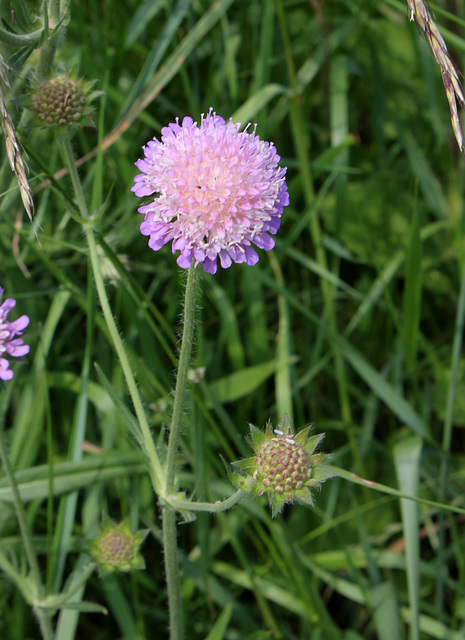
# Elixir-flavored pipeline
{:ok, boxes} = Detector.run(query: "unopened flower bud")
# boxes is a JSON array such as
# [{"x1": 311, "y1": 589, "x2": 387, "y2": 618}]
[
  {"x1": 89, "y1": 520, "x2": 149, "y2": 575},
  {"x1": 30, "y1": 75, "x2": 97, "y2": 129},
  {"x1": 230, "y1": 415, "x2": 335, "y2": 517}
]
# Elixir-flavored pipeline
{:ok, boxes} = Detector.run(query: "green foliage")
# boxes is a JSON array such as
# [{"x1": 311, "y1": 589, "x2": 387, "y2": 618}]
[{"x1": 0, "y1": 0, "x2": 465, "y2": 638}]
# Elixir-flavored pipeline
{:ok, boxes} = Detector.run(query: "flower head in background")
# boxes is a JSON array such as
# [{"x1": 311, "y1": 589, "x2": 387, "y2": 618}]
[
  {"x1": 0, "y1": 288, "x2": 30, "y2": 381},
  {"x1": 132, "y1": 109, "x2": 289, "y2": 274},
  {"x1": 89, "y1": 519, "x2": 149, "y2": 575},
  {"x1": 29, "y1": 73, "x2": 99, "y2": 129},
  {"x1": 230, "y1": 415, "x2": 334, "y2": 517}
]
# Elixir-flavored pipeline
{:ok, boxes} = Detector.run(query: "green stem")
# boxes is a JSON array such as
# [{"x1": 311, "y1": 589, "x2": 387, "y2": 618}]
[
  {"x1": 162, "y1": 509, "x2": 183, "y2": 640},
  {"x1": 167, "y1": 489, "x2": 245, "y2": 513},
  {"x1": 0, "y1": 428, "x2": 54, "y2": 640},
  {"x1": 36, "y1": 0, "x2": 66, "y2": 79},
  {"x1": 36, "y1": 36, "x2": 59, "y2": 81},
  {"x1": 162, "y1": 261, "x2": 198, "y2": 640},
  {"x1": 50, "y1": 0, "x2": 62, "y2": 23},
  {"x1": 0, "y1": 546, "x2": 25, "y2": 587},
  {"x1": 61, "y1": 132, "x2": 165, "y2": 494},
  {"x1": 165, "y1": 262, "x2": 198, "y2": 494}
]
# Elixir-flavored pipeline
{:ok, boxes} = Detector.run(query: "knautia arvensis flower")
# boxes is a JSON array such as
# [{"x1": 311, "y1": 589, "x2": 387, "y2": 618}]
[
  {"x1": 0, "y1": 287, "x2": 30, "y2": 381},
  {"x1": 230, "y1": 415, "x2": 334, "y2": 517},
  {"x1": 29, "y1": 74, "x2": 97, "y2": 129},
  {"x1": 132, "y1": 108, "x2": 289, "y2": 274},
  {"x1": 89, "y1": 520, "x2": 149, "y2": 575}
]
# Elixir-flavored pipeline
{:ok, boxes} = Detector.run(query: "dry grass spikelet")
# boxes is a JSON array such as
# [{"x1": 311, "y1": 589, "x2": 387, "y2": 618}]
[
  {"x1": 0, "y1": 54, "x2": 34, "y2": 222},
  {"x1": 406, "y1": 0, "x2": 465, "y2": 157}
]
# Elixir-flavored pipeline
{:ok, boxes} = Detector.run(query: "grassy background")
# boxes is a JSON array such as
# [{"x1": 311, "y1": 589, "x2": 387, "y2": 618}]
[{"x1": 1, "y1": 0, "x2": 465, "y2": 638}]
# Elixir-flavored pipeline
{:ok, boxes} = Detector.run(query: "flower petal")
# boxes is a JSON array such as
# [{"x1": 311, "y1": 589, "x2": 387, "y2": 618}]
[{"x1": 133, "y1": 109, "x2": 289, "y2": 273}]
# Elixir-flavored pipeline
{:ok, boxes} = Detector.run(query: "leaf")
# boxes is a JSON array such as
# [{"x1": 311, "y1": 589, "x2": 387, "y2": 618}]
[
  {"x1": 394, "y1": 437, "x2": 423, "y2": 640},
  {"x1": 232, "y1": 84, "x2": 290, "y2": 125},
  {"x1": 204, "y1": 603, "x2": 233, "y2": 640},
  {"x1": 0, "y1": 452, "x2": 145, "y2": 503},
  {"x1": 402, "y1": 198, "x2": 423, "y2": 371},
  {"x1": 125, "y1": 0, "x2": 165, "y2": 46},
  {"x1": 94, "y1": 363, "x2": 144, "y2": 449},
  {"x1": 39, "y1": 600, "x2": 108, "y2": 615},
  {"x1": 208, "y1": 357, "x2": 298, "y2": 405}
]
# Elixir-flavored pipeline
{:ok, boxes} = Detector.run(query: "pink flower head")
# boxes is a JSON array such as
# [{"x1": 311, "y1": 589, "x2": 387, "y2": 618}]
[
  {"x1": 132, "y1": 109, "x2": 289, "y2": 274},
  {"x1": 0, "y1": 288, "x2": 30, "y2": 381}
]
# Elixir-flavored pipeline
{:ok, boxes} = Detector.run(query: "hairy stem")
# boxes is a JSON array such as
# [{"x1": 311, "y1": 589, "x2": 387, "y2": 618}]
[
  {"x1": 165, "y1": 263, "x2": 198, "y2": 494},
  {"x1": 61, "y1": 132, "x2": 165, "y2": 493},
  {"x1": 162, "y1": 262, "x2": 198, "y2": 640}
]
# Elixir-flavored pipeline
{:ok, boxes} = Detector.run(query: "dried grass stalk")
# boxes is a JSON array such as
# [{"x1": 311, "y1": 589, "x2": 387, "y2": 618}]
[
  {"x1": 406, "y1": 0, "x2": 465, "y2": 156},
  {"x1": 0, "y1": 54, "x2": 34, "y2": 222}
]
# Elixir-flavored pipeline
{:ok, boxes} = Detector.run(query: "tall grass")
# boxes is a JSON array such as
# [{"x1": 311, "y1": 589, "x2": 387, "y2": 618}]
[{"x1": 1, "y1": 0, "x2": 465, "y2": 638}]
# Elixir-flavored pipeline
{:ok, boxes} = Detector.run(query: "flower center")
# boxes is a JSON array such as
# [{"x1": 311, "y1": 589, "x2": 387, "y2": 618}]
[{"x1": 254, "y1": 436, "x2": 313, "y2": 494}]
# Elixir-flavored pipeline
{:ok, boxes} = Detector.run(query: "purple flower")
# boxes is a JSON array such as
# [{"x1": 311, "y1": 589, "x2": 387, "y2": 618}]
[
  {"x1": 132, "y1": 109, "x2": 289, "y2": 274},
  {"x1": 0, "y1": 288, "x2": 30, "y2": 381}
]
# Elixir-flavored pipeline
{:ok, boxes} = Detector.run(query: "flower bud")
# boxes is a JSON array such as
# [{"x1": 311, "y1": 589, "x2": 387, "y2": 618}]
[
  {"x1": 230, "y1": 415, "x2": 335, "y2": 517},
  {"x1": 30, "y1": 75, "x2": 97, "y2": 129},
  {"x1": 89, "y1": 520, "x2": 149, "y2": 575}
]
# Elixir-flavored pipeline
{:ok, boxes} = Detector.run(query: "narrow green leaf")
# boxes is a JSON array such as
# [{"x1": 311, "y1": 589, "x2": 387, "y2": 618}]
[
  {"x1": 402, "y1": 197, "x2": 423, "y2": 371},
  {"x1": 125, "y1": 0, "x2": 165, "y2": 46},
  {"x1": 331, "y1": 462, "x2": 464, "y2": 515},
  {"x1": 208, "y1": 357, "x2": 298, "y2": 405},
  {"x1": 394, "y1": 436, "x2": 423, "y2": 640},
  {"x1": 370, "y1": 582, "x2": 400, "y2": 640},
  {"x1": 206, "y1": 279, "x2": 245, "y2": 370},
  {"x1": 39, "y1": 600, "x2": 108, "y2": 614},
  {"x1": 101, "y1": 574, "x2": 139, "y2": 639},
  {"x1": 232, "y1": 84, "x2": 290, "y2": 125},
  {"x1": 120, "y1": 0, "x2": 190, "y2": 118},
  {"x1": 0, "y1": 453, "x2": 145, "y2": 503},
  {"x1": 334, "y1": 335, "x2": 428, "y2": 438},
  {"x1": 205, "y1": 603, "x2": 233, "y2": 640},
  {"x1": 400, "y1": 131, "x2": 447, "y2": 217},
  {"x1": 94, "y1": 363, "x2": 144, "y2": 449}
]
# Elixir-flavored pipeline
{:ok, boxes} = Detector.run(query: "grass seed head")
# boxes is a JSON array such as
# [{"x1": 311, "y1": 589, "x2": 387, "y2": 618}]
[
  {"x1": 0, "y1": 55, "x2": 34, "y2": 222},
  {"x1": 406, "y1": 0, "x2": 465, "y2": 155}
]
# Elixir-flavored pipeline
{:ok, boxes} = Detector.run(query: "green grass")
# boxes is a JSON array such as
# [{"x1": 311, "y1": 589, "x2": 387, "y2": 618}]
[{"x1": 1, "y1": 0, "x2": 465, "y2": 638}]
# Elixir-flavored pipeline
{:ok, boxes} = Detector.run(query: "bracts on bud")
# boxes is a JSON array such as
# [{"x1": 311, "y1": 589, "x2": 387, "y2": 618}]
[{"x1": 230, "y1": 415, "x2": 335, "y2": 517}]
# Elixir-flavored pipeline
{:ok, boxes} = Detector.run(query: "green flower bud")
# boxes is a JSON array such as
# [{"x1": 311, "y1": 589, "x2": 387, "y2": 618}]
[
  {"x1": 89, "y1": 520, "x2": 149, "y2": 575},
  {"x1": 230, "y1": 415, "x2": 335, "y2": 517},
  {"x1": 29, "y1": 74, "x2": 98, "y2": 129}
]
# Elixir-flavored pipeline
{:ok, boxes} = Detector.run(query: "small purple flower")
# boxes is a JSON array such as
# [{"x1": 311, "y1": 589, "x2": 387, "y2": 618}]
[
  {"x1": 0, "y1": 288, "x2": 30, "y2": 381},
  {"x1": 132, "y1": 109, "x2": 289, "y2": 274}
]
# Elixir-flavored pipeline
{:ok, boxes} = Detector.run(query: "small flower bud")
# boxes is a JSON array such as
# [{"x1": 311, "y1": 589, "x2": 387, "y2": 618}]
[
  {"x1": 230, "y1": 415, "x2": 335, "y2": 517},
  {"x1": 89, "y1": 520, "x2": 149, "y2": 575},
  {"x1": 29, "y1": 74, "x2": 98, "y2": 129}
]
